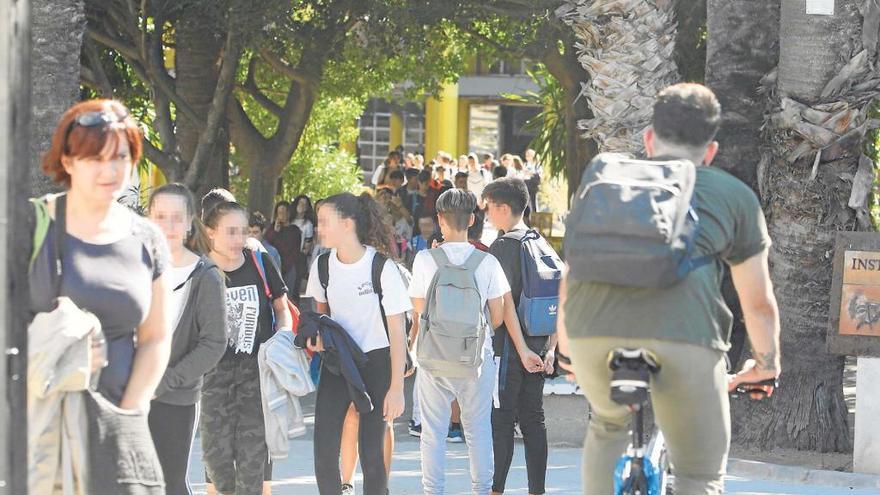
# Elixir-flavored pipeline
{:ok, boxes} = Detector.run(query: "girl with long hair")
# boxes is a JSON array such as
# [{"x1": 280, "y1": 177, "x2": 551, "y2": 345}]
[
  {"x1": 201, "y1": 201, "x2": 293, "y2": 495},
  {"x1": 304, "y1": 193, "x2": 409, "y2": 495},
  {"x1": 147, "y1": 184, "x2": 227, "y2": 495}
]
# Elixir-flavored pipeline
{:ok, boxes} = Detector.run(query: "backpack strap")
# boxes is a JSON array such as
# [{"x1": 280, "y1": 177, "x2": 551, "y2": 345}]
[
  {"x1": 317, "y1": 252, "x2": 331, "y2": 299},
  {"x1": 249, "y1": 249, "x2": 273, "y2": 299},
  {"x1": 428, "y1": 247, "x2": 451, "y2": 267},
  {"x1": 372, "y1": 253, "x2": 390, "y2": 338},
  {"x1": 462, "y1": 249, "x2": 488, "y2": 271},
  {"x1": 29, "y1": 197, "x2": 51, "y2": 271}
]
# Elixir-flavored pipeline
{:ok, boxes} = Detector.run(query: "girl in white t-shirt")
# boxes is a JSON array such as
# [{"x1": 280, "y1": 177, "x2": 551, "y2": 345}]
[{"x1": 305, "y1": 192, "x2": 411, "y2": 495}]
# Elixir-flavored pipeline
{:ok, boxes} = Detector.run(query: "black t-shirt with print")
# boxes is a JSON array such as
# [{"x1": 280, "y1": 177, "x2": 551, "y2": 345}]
[
  {"x1": 490, "y1": 228, "x2": 550, "y2": 358},
  {"x1": 223, "y1": 249, "x2": 287, "y2": 358}
]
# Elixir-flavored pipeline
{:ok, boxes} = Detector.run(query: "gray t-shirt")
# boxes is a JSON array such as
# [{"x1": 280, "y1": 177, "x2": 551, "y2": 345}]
[{"x1": 29, "y1": 209, "x2": 169, "y2": 405}]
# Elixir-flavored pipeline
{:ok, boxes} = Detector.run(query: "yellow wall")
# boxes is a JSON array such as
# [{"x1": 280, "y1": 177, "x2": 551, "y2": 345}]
[
  {"x1": 457, "y1": 99, "x2": 470, "y2": 156},
  {"x1": 389, "y1": 110, "x2": 403, "y2": 150},
  {"x1": 424, "y1": 82, "x2": 459, "y2": 159}
]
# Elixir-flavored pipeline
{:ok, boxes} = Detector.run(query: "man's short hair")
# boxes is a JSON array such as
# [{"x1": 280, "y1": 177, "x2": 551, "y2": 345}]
[
  {"x1": 389, "y1": 170, "x2": 405, "y2": 181},
  {"x1": 201, "y1": 188, "x2": 236, "y2": 220},
  {"x1": 482, "y1": 178, "x2": 529, "y2": 217},
  {"x1": 481, "y1": 152, "x2": 494, "y2": 162},
  {"x1": 404, "y1": 168, "x2": 420, "y2": 179},
  {"x1": 417, "y1": 169, "x2": 432, "y2": 184},
  {"x1": 436, "y1": 189, "x2": 477, "y2": 231},
  {"x1": 492, "y1": 165, "x2": 508, "y2": 180},
  {"x1": 454, "y1": 171, "x2": 468, "y2": 180},
  {"x1": 652, "y1": 83, "x2": 721, "y2": 148}
]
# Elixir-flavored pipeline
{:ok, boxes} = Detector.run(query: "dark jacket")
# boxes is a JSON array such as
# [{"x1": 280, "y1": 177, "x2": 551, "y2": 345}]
[
  {"x1": 294, "y1": 311, "x2": 372, "y2": 413},
  {"x1": 154, "y1": 257, "x2": 228, "y2": 405}
]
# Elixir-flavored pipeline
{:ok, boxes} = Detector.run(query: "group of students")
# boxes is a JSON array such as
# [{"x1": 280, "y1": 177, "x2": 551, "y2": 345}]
[
  {"x1": 368, "y1": 146, "x2": 543, "y2": 271},
  {"x1": 28, "y1": 82, "x2": 783, "y2": 495},
  {"x1": 26, "y1": 97, "x2": 561, "y2": 495}
]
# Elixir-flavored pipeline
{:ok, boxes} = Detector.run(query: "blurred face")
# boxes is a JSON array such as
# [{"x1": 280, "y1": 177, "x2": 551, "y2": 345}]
[
  {"x1": 468, "y1": 157, "x2": 477, "y2": 171},
  {"x1": 389, "y1": 177, "x2": 404, "y2": 190},
  {"x1": 149, "y1": 193, "x2": 191, "y2": 249},
  {"x1": 485, "y1": 200, "x2": 512, "y2": 228},
  {"x1": 317, "y1": 203, "x2": 353, "y2": 249},
  {"x1": 455, "y1": 176, "x2": 467, "y2": 190},
  {"x1": 248, "y1": 225, "x2": 263, "y2": 239},
  {"x1": 405, "y1": 154, "x2": 415, "y2": 167},
  {"x1": 525, "y1": 149, "x2": 536, "y2": 162},
  {"x1": 207, "y1": 210, "x2": 248, "y2": 259},
  {"x1": 501, "y1": 155, "x2": 512, "y2": 167},
  {"x1": 458, "y1": 157, "x2": 467, "y2": 169},
  {"x1": 62, "y1": 136, "x2": 133, "y2": 203},
  {"x1": 296, "y1": 200, "x2": 308, "y2": 216},
  {"x1": 275, "y1": 205, "x2": 289, "y2": 224},
  {"x1": 418, "y1": 217, "x2": 435, "y2": 238},
  {"x1": 377, "y1": 190, "x2": 392, "y2": 206}
]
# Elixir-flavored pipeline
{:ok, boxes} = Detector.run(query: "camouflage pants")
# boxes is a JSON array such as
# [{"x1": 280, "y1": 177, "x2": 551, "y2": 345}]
[{"x1": 201, "y1": 353, "x2": 268, "y2": 495}]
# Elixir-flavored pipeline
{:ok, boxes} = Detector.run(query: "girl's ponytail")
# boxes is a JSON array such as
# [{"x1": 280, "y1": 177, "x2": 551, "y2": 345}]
[
  {"x1": 357, "y1": 192, "x2": 397, "y2": 259},
  {"x1": 322, "y1": 192, "x2": 399, "y2": 259}
]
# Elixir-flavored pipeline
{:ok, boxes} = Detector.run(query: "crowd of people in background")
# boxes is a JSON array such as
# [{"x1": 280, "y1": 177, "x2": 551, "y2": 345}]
[{"x1": 29, "y1": 82, "x2": 780, "y2": 495}]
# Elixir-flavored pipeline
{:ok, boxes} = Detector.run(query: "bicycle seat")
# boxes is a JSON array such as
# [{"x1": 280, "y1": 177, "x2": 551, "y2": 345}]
[{"x1": 608, "y1": 348, "x2": 660, "y2": 407}]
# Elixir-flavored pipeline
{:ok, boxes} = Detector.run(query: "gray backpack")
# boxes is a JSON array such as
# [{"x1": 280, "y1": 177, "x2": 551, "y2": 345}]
[
  {"x1": 416, "y1": 248, "x2": 489, "y2": 378},
  {"x1": 564, "y1": 153, "x2": 711, "y2": 288}
]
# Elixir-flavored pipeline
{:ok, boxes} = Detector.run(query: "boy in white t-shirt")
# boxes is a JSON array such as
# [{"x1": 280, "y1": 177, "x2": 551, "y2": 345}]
[{"x1": 409, "y1": 189, "x2": 509, "y2": 495}]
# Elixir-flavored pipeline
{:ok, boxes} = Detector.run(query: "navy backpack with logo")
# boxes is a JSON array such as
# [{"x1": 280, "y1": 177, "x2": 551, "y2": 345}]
[{"x1": 505, "y1": 230, "x2": 563, "y2": 336}]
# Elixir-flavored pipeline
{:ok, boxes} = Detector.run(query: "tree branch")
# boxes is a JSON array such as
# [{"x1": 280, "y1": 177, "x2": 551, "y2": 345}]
[
  {"x1": 142, "y1": 137, "x2": 178, "y2": 179},
  {"x1": 82, "y1": 39, "x2": 115, "y2": 97},
  {"x1": 184, "y1": 23, "x2": 245, "y2": 187},
  {"x1": 238, "y1": 56, "x2": 283, "y2": 116},
  {"x1": 258, "y1": 47, "x2": 318, "y2": 89}
]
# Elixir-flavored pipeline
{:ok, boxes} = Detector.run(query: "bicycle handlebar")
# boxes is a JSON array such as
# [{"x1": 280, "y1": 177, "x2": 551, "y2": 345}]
[{"x1": 731, "y1": 378, "x2": 778, "y2": 400}]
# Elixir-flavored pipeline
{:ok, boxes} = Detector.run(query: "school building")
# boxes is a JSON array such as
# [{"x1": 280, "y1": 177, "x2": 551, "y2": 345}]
[{"x1": 356, "y1": 57, "x2": 542, "y2": 179}]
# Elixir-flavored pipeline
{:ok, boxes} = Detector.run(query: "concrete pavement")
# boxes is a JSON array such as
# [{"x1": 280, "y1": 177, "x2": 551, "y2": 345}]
[{"x1": 187, "y1": 436, "x2": 879, "y2": 495}]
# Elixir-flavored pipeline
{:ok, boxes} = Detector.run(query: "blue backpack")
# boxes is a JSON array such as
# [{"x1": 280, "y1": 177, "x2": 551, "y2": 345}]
[{"x1": 505, "y1": 230, "x2": 563, "y2": 337}]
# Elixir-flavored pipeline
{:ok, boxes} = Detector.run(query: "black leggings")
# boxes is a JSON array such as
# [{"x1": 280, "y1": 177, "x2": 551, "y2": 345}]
[
  {"x1": 148, "y1": 401, "x2": 197, "y2": 495},
  {"x1": 492, "y1": 353, "x2": 549, "y2": 494},
  {"x1": 314, "y1": 347, "x2": 391, "y2": 495}
]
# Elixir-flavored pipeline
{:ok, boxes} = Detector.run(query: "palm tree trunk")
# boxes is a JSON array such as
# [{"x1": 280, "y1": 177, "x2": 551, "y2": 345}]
[
  {"x1": 704, "y1": 0, "x2": 781, "y2": 387},
  {"x1": 746, "y1": 0, "x2": 880, "y2": 452},
  {"x1": 558, "y1": 0, "x2": 679, "y2": 154},
  {"x1": 30, "y1": 0, "x2": 85, "y2": 195}
]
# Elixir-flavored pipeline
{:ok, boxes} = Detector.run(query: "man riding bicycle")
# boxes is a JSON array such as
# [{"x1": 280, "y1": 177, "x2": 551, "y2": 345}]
[{"x1": 556, "y1": 83, "x2": 781, "y2": 495}]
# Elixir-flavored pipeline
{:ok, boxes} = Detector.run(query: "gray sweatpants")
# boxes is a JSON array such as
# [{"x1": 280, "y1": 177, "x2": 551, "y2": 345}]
[
  {"x1": 569, "y1": 337, "x2": 730, "y2": 495},
  {"x1": 417, "y1": 347, "x2": 496, "y2": 495}
]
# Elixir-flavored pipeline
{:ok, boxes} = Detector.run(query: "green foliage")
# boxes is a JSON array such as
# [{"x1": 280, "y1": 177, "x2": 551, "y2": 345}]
[
  {"x1": 231, "y1": 93, "x2": 364, "y2": 207},
  {"x1": 503, "y1": 64, "x2": 567, "y2": 179}
]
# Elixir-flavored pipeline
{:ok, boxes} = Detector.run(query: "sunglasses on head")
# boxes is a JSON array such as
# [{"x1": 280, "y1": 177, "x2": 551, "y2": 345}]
[{"x1": 64, "y1": 110, "x2": 128, "y2": 142}]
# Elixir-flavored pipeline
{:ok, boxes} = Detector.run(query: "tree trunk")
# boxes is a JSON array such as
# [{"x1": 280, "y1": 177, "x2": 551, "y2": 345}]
[
  {"x1": 175, "y1": 7, "x2": 229, "y2": 200},
  {"x1": 30, "y1": 0, "x2": 85, "y2": 195},
  {"x1": 543, "y1": 36, "x2": 598, "y2": 199},
  {"x1": 744, "y1": 0, "x2": 879, "y2": 452},
  {"x1": 674, "y1": 0, "x2": 707, "y2": 83},
  {"x1": 558, "y1": 0, "x2": 680, "y2": 155},
  {"x1": 704, "y1": 0, "x2": 781, "y2": 387},
  {"x1": 3, "y1": 0, "x2": 34, "y2": 490},
  {"x1": 706, "y1": 0, "x2": 780, "y2": 188}
]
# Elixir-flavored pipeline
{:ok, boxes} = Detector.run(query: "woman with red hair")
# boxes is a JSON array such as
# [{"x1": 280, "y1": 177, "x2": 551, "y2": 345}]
[{"x1": 28, "y1": 99, "x2": 171, "y2": 494}]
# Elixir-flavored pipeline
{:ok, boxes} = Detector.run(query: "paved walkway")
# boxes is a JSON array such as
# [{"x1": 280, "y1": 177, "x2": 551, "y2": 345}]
[{"x1": 187, "y1": 435, "x2": 876, "y2": 495}]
